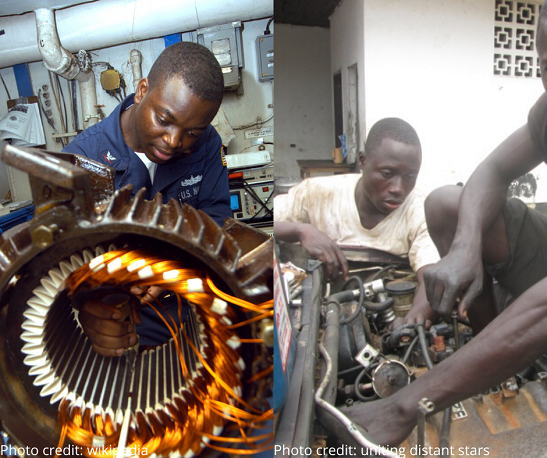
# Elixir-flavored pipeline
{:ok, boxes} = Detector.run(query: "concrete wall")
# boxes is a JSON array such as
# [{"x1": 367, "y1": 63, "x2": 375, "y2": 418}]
[
  {"x1": 274, "y1": 23, "x2": 332, "y2": 180},
  {"x1": 330, "y1": 0, "x2": 547, "y2": 198},
  {"x1": 0, "y1": 11, "x2": 273, "y2": 202}
]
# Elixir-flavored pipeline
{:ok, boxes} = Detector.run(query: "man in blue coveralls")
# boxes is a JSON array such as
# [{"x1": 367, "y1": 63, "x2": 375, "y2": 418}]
[{"x1": 63, "y1": 41, "x2": 231, "y2": 357}]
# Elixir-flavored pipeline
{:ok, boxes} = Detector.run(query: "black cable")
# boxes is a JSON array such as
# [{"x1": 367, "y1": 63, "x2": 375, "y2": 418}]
[
  {"x1": 55, "y1": 74, "x2": 68, "y2": 137},
  {"x1": 417, "y1": 324, "x2": 434, "y2": 370},
  {"x1": 248, "y1": 187, "x2": 274, "y2": 222},
  {"x1": 120, "y1": 75, "x2": 127, "y2": 98},
  {"x1": 354, "y1": 368, "x2": 377, "y2": 402},
  {"x1": 367, "y1": 264, "x2": 396, "y2": 281},
  {"x1": 264, "y1": 17, "x2": 273, "y2": 35},
  {"x1": 242, "y1": 179, "x2": 273, "y2": 217},
  {"x1": 337, "y1": 365, "x2": 363, "y2": 377},
  {"x1": 71, "y1": 80, "x2": 79, "y2": 131},
  {"x1": 402, "y1": 335, "x2": 419, "y2": 364}
]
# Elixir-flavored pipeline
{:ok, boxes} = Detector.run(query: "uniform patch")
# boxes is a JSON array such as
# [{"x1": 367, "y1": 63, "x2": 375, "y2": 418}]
[
  {"x1": 181, "y1": 175, "x2": 203, "y2": 187},
  {"x1": 103, "y1": 151, "x2": 117, "y2": 163},
  {"x1": 221, "y1": 146, "x2": 227, "y2": 167}
]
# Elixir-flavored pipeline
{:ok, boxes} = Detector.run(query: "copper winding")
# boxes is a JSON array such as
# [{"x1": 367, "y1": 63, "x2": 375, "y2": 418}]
[{"x1": 53, "y1": 248, "x2": 273, "y2": 457}]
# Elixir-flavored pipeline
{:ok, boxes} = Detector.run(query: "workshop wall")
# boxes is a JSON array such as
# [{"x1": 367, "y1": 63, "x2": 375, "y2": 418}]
[
  {"x1": 0, "y1": 11, "x2": 273, "y2": 202},
  {"x1": 330, "y1": 0, "x2": 547, "y2": 200},
  {"x1": 274, "y1": 24, "x2": 332, "y2": 180}
]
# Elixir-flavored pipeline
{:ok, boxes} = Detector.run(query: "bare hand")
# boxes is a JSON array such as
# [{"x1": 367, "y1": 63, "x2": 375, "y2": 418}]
[
  {"x1": 397, "y1": 307, "x2": 436, "y2": 330},
  {"x1": 423, "y1": 250, "x2": 483, "y2": 319},
  {"x1": 130, "y1": 285, "x2": 167, "y2": 306},
  {"x1": 299, "y1": 224, "x2": 349, "y2": 280},
  {"x1": 77, "y1": 289, "x2": 142, "y2": 357}
]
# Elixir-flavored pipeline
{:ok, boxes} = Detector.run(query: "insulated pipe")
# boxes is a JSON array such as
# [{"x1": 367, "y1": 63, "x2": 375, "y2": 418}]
[
  {"x1": 0, "y1": 0, "x2": 273, "y2": 69},
  {"x1": 35, "y1": 8, "x2": 99, "y2": 128},
  {"x1": 130, "y1": 49, "x2": 143, "y2": 90}
]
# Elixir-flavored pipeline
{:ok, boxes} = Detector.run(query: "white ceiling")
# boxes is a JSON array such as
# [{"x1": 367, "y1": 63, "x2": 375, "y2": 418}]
[{"x1": 0, "y1": 0, "x2": 94, "y2": 17}]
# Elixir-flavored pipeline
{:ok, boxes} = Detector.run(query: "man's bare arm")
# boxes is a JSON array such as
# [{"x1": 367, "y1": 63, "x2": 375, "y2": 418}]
[
  {"x1": 274, "y1": 221, "x2": 349, "y2": 279},
  {"x1": 424, "y1": 125, "x2": 542, "y2": 317}
]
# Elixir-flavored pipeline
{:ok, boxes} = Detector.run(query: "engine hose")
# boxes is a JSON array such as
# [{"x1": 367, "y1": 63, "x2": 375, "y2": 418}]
[
  {"x1": 321, "y1": 298, "x2": 341, "y2": 405},
  {"x1": 417, "y1": 324, "x2": 434, "y2": 370},
  {"x1": 402, "y1": 336, "x2": 419, "y2": 364},
  {"x1": 417, "y1": 324, "x2": 453, "y2": 453},
  {"x1": 338, "y1": 276, "x2": 365, "y2": 325},
  {"x1": 363, "y1": 297, "x2": 394, "y2": 313},
  {"x1": 354, "y1": 368, "x2": 378, "y2": 402}
]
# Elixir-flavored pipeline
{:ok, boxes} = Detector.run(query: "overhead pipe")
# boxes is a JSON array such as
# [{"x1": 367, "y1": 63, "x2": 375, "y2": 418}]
[
  {"x1": 35, "y1": 8, "x2": 99, "y2": 128},
  {"x1": 130, "y1": 49, "x2": 143, "y2": 90},
  {"x1": 0, "y1": 0, "x2": 273, "y2": 69}
]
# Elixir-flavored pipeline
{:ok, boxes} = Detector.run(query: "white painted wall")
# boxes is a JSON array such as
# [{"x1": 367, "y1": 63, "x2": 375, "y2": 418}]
[
  {"x1": 274, "y1": 23, "x2": 333, "y2": 179},
  {"x1": 330, "y1": 0, "x2": 547, "y2": 199},
  {"x1": 0, "y1": 13, "x2": 273, "y2": 202}
]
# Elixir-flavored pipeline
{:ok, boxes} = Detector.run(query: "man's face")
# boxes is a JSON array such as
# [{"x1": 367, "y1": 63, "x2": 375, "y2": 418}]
[
  {"x1": 359, "y1": 138, "x2": 421, "y2": 215},
  {"x1": 132, "y1": 76, "x2": 220, "y2": 164},
  {"x1": 538, "y1": 18, "x2": 547, "y2": 92}
]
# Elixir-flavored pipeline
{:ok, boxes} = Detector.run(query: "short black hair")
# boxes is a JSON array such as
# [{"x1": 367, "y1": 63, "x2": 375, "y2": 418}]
[
  {"x1": 364, "y1": 117, "x2": 421, "y2": 156},
  {"x1": 147, "y1": 42, "x2": 224, "y2": 104}
]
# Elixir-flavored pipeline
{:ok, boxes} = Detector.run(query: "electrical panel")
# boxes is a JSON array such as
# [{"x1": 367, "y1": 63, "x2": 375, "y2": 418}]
[
  {"x1": 196, "y1": 22, "x2": 244, "y2": 92},
  {"x1": 256, "y1": 35, "x2": 274, "y2": 82},
  {"x1": 229, "y1": 182, "x2": 274, "y2": 221}
]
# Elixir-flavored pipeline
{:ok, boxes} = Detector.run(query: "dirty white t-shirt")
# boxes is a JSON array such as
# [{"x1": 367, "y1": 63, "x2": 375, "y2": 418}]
[{"x1": 275, "y1": 173, "x2": 440, "y2": 272}]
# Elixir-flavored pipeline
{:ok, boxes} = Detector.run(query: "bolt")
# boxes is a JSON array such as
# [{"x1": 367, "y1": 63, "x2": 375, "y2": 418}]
[
  {"x1": 32, "y1": 224, "x2": 59, "y2": 248},
  {"x1": 45, "y1": 100, "x2": 51, "y2": 107},
  {"x1": 42, "y1": 84, "x2": 49, "y2": 91},
  {"x1": 42, "y1": 92, "x2": 49, "y2": 99}
]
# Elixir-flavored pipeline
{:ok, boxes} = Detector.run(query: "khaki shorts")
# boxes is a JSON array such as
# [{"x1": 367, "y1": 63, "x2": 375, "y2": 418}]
[{"x1": 486, "y1": 198, "x2": 547, "y2": 298}]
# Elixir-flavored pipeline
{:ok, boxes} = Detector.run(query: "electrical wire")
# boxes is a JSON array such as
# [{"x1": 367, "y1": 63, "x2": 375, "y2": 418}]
[
  {"x1": 242, "y1": 179, "x2": 273, "y2": 218},
  {"x1": 232, "y1": 113, "x2": 274, "y2": 131},
  {"x1": 55, "y1": 248, "x2": 273, "y2": 457},
  {"x1": 71, "y1": 80, "x2": 79, "y2": 132},
  {"x1": 264, "y1": 17, "x2": 273, "y2": 35},
  {"x1": 55, "y1": 74, "x2": 68, "y2": 136},
  {"x1": 48, "y1": 71, "x2": 68, "y2": 147},
  {"x1": 67, "y1": 79, "x2": 75, "y2": 132},
  {"x1": 0, "y1": 72, "x2": 11, "y2": 100}
]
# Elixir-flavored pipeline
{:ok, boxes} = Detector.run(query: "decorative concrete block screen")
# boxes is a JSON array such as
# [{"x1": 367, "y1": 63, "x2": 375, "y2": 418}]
[{"x1": 494, "y1": 0, "x2": 541, "y2": 77}]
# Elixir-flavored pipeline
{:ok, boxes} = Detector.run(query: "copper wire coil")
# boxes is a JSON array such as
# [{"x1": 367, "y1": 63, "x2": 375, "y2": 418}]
[
  {"x1": 0, "y1": 146, "x2": 273, "y2": 456},
  {"x1": 18, "y1": 247, "x2": 272, "y2": 457}
]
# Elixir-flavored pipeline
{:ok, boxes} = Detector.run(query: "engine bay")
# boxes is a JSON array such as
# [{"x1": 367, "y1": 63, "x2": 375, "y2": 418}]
[{"x1": 274, "y1": 242, "x2": 547, "y2": 457}]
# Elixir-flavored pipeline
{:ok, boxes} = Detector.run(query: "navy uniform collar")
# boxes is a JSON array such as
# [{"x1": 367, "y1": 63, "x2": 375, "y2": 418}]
[{"x1": 97, "y1": 93, "x2": 212, "y2": 178}]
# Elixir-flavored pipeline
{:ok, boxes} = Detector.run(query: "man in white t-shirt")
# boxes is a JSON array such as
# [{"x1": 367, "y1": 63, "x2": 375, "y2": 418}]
[{"x1": 275, "y1": 117, "x2": 440, "y2": 325}]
